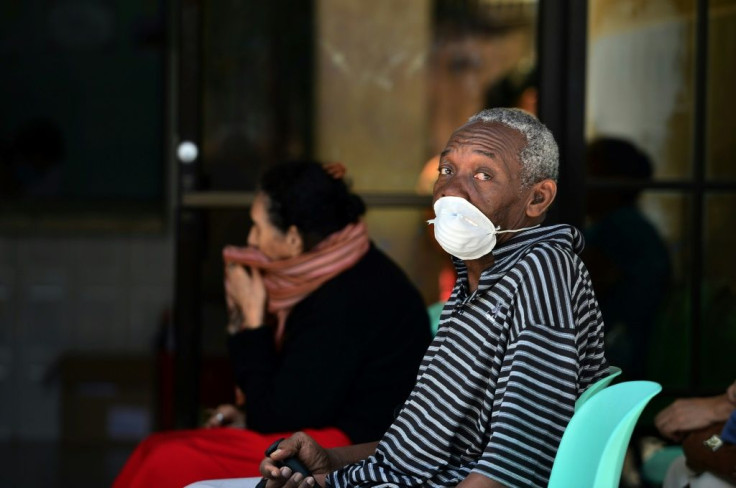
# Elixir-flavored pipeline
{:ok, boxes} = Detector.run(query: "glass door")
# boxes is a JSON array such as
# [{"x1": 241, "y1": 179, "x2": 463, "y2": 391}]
[{"x1": 584, "y1": 0, "x2": 736, "y2": 400}]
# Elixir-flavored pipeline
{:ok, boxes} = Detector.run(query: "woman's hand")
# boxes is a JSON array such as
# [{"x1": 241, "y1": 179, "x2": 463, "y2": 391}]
[
  {"x1": 224, "y1": 263, "x2": 266, "y2": 329},
  {"x1": 203, "y1": 403, "x2": 246, "y2": 429},
  {"x1": 323, "y1": 162, "x2": 346, "y2": 180}
]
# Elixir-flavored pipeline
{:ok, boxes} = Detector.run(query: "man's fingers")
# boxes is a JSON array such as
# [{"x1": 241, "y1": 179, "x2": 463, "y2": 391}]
[
  {"x1": 280, "y1": 472, "x2": 316, "y2": 488},
  {"x1": 260, "y1": 458, "x2": 282, "y2": 478},
  {"x1": 269, "y1": 447, "x2": 295, "y2": 462}
]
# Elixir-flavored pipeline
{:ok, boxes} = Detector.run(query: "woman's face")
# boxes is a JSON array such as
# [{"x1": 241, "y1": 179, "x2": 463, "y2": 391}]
[{"x1": 247, "y1": 193, "x2": 302, "y2": 260}]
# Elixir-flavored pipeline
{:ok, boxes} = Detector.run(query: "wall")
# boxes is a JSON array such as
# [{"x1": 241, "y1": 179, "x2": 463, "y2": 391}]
[{"x1": 0, "y1": 234, "x2": 173, "y2": 441}]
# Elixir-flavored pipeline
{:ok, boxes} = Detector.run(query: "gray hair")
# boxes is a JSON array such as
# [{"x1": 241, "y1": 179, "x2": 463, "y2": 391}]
[{"x1": 467, "y1": 108, "x2": 559, "y2": 187}]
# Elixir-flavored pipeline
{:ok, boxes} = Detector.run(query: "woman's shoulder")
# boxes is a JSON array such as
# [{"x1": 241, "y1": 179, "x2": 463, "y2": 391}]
[
  {"x1": 305, "y1": 244, "x2": 422, "y2": 311},
  {"x1": 291, "y1": 244, "x2": 430, "y2": 345},
  {"x1": 340, "y1": 244, "x2": 418, "y2": 293}
]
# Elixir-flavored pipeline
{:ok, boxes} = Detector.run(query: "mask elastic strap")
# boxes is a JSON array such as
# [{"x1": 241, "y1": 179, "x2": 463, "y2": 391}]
[{"x1": 495, "y1": 224, "x2": 540, "y2": 234}]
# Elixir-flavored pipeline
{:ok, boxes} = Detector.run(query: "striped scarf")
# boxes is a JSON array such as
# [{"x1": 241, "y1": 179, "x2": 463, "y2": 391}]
[{"x1": 222, "y1": 221, "x2": 370, "y2": 346}]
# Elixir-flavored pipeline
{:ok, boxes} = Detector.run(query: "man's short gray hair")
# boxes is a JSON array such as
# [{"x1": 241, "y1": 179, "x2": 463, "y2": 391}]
[{"x1": 467, "y1": 108, "x2": 559, "y2": 187}]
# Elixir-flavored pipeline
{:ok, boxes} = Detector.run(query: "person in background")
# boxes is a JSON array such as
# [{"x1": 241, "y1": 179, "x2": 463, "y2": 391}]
[
  {"x1": 483, "y1": 66, "x2": 538, "y2": 117},
  {"x1": 656, "y1": 380, "x2": 736, "y2": 488},
  {"x1": 113, "y1": 160, "x2": 432, "y2": 488},
  {"x1": 583, "y1": 137, "x2": 671, "y2": 380}
]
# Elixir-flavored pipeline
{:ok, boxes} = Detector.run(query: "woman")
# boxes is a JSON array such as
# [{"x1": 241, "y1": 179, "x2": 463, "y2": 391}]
[{"x1": 113, "y1": 161, "x2": 431, "y2": 488}]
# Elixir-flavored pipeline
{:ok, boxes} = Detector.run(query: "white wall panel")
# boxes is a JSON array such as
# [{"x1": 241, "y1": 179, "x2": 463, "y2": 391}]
[
  {"x1": 128, "y1": 237, "x2": 174, "y2": 285},
  {"x1": 18, "y1": 272, "x2": 67, "y2": 348},
  {"x1": 0, "y1": 265, "x2": 17, "y2": 440},
  {"x1": 0, "y1": 266, "x2": 15, "y2": 346},
  {"x1": 71, "y1": 238, "x2": 126, "y2": 286},
  {"x1": 0, "y1": 349, "x2": 15, "y2": 440},
  {"x1": 16, "y1": 349, "x2": 60, "y2": 441},
  {"x1": 74, "y1": 286, "x2": 127, "y2": 350},
  {"x1": 3, "y1": 234, "x2": 174, "y2": 440},
  {"x1": 128, "y1": 285, "x2": 170, "y2": 350}
]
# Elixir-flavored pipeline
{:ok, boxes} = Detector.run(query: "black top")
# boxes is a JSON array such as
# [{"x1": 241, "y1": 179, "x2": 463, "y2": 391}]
[{"x1": 228, "y1": 244, "x2": 432, "y2": 443}]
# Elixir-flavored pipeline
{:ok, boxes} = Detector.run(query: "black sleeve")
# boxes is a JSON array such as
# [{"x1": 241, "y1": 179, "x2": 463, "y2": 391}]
[
  {"x1": 227, "y1": 325, "x2": 278, "y2": 403},
  {"x1": 227, "y1": 284, "x2": 368, "y2": 435}
]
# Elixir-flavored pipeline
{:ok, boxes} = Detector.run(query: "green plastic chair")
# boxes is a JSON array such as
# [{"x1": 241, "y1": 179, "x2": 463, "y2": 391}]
[
  {"x1": 641, "y1": 445, "x2": 684, "y2": 486},
  {"x1": 427, "y1": 301, "x2": 445, "y2": 336},
  {"x1": 575, "y1": 366, "x2": 623, "y2": 411},
  {"x1": 548, "y1": 380, "x2": 662, "y2": 488}
]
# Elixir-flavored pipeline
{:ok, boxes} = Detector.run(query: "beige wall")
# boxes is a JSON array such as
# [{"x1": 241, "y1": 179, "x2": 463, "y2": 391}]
[
  {"x1": 314, "y1": 1, "x2": 435, "y2": 301},
  {"x1": 587, "y1": 0, "x2": 696, "y2": 180},
  {"x1": 315, "y1": 0, "x2": 431, "y2": 193}
]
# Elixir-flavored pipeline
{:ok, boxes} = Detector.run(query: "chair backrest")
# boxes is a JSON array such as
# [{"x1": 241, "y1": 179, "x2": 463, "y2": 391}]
[
  {"x1": 575, "y1": 365, "x2": 623, "y2": 411},
  {"x1": 427, "y1": 301, "x2": 445, "y2": 336},
  {"x1": 548, "y1": 380, "x2": 661, "y2": 488}
]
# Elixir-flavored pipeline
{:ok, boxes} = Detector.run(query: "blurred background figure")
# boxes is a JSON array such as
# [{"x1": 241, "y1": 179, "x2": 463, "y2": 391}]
[
  {"x1": 483, "y1": 66, "x2": 537, "y2": 116},
  {"x1": 583, "y1": 137, "x2": 672, "y2": 381},
  {"x1": 655, "y1": 379, "x2": 736, "y2": 488}
]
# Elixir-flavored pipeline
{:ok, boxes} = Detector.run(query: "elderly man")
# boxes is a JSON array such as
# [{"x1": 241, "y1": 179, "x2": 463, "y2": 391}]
[{"x1": 189, "y1": 108, "x2": 608, "y2": 488}]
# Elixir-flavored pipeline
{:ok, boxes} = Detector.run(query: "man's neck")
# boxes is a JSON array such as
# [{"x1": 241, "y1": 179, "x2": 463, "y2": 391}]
[{"x1": 465, "y1": 255, "x2": 494, "y2": 292}]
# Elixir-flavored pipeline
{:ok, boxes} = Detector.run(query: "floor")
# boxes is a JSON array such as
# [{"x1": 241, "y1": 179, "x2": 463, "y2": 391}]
[{"x1": 0, "y1": 442, "x2": 134, "y2": 487}]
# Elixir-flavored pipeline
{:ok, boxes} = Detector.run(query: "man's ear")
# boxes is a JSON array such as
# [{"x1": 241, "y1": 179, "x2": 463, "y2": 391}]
[
  {"x1": 526, "y1": 179, "x2": 557, "y2": 218},
  {"x1": 285, "y1": 225, "x2": 304, "y2": 257}
]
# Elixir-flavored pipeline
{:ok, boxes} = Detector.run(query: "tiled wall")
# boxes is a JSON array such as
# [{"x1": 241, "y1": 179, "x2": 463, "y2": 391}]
[{"x1": 0, "y1": 235, "x2": 174, "y2": 441}]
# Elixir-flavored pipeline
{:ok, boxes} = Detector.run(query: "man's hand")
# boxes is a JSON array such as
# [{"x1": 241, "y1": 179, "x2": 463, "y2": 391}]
[
  {"x1": 655, "y1": 394, "x2": 733, "y2": 441},
  {"x1": 259, "y1": 432, "x2": 331, "y2": 488},
  {"x1": 224, "y1": 263, "x2": 266, "y2": 329},
  {"x1": 258, "y1": 434, "x2": 379, "y2": 488}
]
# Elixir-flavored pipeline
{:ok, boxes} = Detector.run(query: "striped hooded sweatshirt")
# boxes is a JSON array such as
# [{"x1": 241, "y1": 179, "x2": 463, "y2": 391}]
[{"x1": 328, "y1": 224, "x2": 608, "y2": 488}]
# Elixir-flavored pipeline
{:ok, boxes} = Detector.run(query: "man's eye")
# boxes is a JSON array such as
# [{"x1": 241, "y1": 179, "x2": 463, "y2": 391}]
[
  {"x1": 439, "y1": 166, "x2": 452, "y2": 175},
  {"x1": 474, "y1": 172, "x2": 492, "y2": 181}
]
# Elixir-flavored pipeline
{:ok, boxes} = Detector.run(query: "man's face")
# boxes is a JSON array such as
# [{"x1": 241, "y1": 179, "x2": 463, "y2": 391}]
[{"x1": 433, "y1": 120, "x2": 533, "y2": 239}]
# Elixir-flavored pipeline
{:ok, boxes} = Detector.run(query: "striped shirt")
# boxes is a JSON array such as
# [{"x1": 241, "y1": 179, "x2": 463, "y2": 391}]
[{"x1": 327, "y1": 224, "x2": 608, "y2": 488}]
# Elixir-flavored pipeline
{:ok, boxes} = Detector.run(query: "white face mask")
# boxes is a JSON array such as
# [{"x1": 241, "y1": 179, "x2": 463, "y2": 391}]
[{"x1": 427, "y1": 196, "x2": 538, "y2": 260}]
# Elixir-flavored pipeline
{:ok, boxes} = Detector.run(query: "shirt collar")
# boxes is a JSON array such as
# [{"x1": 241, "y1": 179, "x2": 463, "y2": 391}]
[{"x1": 453, "y1": 224, "x2": 584, "y2": 293}]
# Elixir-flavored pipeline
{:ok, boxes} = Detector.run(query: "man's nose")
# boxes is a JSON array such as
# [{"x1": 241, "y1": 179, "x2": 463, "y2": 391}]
[{"x1": 435, "y1": 175, "x2": 470, "y2": 200}]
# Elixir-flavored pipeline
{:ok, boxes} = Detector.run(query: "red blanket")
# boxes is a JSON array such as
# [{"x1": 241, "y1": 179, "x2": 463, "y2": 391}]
[{"x1": 113, "y1": 427, "x2": 351, "y2": 488}]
